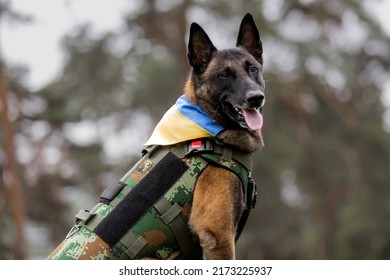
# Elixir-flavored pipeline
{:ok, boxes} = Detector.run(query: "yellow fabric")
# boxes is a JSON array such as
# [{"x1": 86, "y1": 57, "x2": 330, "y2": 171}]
[{"x1": 144, "y1": 105, "x2": 212, "y2": 146}]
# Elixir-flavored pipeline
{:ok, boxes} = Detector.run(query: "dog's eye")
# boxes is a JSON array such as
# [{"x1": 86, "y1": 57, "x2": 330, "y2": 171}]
[
  {"x1": 219, "y1": 71, "x2": 231, "y2": 79},
  {"x1": 250, "y1": 66, "x2": 258, "y2": 74}
]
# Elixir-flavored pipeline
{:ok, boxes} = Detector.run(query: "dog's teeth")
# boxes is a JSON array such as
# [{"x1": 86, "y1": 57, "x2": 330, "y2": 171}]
[{"x1": 234, "y1": 107, "x2": 243, "y2": 115}]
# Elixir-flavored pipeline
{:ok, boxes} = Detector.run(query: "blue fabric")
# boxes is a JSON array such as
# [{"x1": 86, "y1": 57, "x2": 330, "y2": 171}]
[{"x1": 176, "y1": 95, "x2": 225, "y2": 136}]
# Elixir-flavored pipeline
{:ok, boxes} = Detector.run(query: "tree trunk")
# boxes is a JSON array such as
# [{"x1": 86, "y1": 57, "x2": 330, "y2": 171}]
[{"x1": 0, "y1": 59, "x2": 26, "y2": 259}]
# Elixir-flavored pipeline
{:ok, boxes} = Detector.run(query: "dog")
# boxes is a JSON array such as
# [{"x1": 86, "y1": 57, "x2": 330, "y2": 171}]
[
  {"x1": 48, "y1": 13, "x2": 265, "y2": 260},
  {"x1": 183, "y1": 13, "x2": 265, "y2": 259}
]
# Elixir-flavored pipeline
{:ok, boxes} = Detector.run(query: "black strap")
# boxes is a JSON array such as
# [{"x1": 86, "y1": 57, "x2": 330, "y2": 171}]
[
  {"x1": 99, "y1": 181, "x2": 127, "y2": 204},
  {"x1": 247, "y1": 177, "x2": 257, "y2": 209},
  {"x1": 235, "y1": 209, "x2": 249, "y2": 242},
  {"x1": 93, "y1": 151, "x2": 188, "y2": 247},
  {"x1": 235, "y1": 177, "x2": 258, "y2": 241}
]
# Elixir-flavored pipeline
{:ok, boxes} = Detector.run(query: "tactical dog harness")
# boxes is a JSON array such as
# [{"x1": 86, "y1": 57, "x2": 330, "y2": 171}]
[{"x1": 47, "y1": 138, "x2": 257, "y2": 260}]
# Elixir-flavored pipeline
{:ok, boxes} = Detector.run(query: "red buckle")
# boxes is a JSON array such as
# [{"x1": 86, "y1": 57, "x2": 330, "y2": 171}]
[
  {"x1": 186, "y1": 139, "x2": 213, "y2": 156},
  {"x1": 190, "y1": 140, "x2": 203, "y2": 149}
]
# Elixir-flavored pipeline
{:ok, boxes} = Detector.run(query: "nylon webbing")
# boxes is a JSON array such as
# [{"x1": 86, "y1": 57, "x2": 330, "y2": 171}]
[
  {"x1": 84, "y1": 214, "x2": 105, "y2": 232},
  {"x1": 169, "y1": 139, "x2": 253, "y2": 171},
  {"x1": 109, "y1": 187, "x2": 132, "y2": 208},
  {"x1": 154, "y1": 197, "x2": 201, "y2": 259},
  {"x1": 212, "y1": 144, "x2": 253, "y2": 171},
  {"x1": 120, "y1": 231, "x2": 151, "y2": 259},
  {"x1": 67, "y1": 203, "x2": 105, "y2": 238},
  {"x1": 125, "y1": 236, "x2": 148, "y2": 259},
  {"x1": 74, "y1": 204, "x2": 106, "y2": 232}
]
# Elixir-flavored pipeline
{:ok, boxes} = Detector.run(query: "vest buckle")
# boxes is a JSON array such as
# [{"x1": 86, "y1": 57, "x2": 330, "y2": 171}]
[{"x1": 186, "y1": 139, "x2": 214, "y2": 155}]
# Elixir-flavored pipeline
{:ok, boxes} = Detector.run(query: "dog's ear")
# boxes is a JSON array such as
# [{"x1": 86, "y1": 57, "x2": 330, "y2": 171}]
[
  {"x1": 187, "y1": 23, "x2": 217, "y2": 74},
  {"x1": 236, "y1": 13, "x2": 263, "y2": 64}
]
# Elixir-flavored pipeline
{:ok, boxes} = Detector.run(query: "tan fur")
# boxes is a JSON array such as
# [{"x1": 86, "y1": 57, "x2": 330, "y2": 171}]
[{"x1": 189, "y1": 165, "x2": 243, "y2": 259}]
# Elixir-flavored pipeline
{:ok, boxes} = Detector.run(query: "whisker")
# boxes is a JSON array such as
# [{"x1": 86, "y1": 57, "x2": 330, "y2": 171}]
[{"x1": 210, "y1": 103, "x2": 222, "y2": 119}]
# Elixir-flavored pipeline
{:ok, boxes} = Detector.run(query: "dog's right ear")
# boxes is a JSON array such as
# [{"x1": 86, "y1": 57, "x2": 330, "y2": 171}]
[{"x1": 187, "y1": 23, "x2": 217, "y2": 74}]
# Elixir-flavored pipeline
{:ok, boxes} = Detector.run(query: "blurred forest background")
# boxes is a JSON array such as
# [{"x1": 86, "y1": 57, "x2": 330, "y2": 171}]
[{"x1": 1, "y1": 0, "x2": 390, "y2": 260}]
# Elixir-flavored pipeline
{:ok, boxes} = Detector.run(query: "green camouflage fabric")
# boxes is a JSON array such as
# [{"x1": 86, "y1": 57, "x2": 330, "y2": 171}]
[
  {"x1": 47, "y1": 140, "x2": 253, "y2": 260},
  {"x1": 199, "y1": 153, "x2": 251, "y2": 203}
]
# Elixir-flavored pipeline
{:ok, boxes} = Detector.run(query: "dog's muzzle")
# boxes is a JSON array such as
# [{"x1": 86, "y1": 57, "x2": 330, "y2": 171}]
[{"x1": 222, "y1": 90, "x2": 265, "y2": 131}]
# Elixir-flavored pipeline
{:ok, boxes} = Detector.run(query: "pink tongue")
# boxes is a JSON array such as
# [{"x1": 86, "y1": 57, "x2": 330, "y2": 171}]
[{"x1": 242, "y1": 109, "x2": 263, "y2": 131}]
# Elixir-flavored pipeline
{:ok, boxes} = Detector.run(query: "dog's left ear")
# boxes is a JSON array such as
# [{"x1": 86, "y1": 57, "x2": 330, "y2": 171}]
[{"x1": 236, "y1": 13, "x2": 263, "y2": 64}]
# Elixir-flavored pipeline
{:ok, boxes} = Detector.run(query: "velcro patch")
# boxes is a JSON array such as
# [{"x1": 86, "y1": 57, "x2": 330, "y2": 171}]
[{"x1": 93, "y1": 151, "x2": 188, "y2": 247}]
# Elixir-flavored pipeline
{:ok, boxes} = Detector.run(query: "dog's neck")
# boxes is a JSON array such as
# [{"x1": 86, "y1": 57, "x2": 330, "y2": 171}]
[
  {"x1": 184, "y1": 77, "x2": 196, "y2": 103},
  {"x1": 216, "y1": 129, "x2": 263, "y2": 153}
]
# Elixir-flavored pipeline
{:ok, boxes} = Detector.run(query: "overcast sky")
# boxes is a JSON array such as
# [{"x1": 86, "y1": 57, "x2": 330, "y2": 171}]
[
  {"x1": 1, "y1": 0, "x2": 130, "y2": 89},
  {"x1": 1, "y1": 0, "x2": 390, "y2": 94}
]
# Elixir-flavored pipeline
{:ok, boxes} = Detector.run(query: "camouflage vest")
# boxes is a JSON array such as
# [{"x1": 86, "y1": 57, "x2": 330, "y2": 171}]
[{"x1": 47, "y1": 138, "x2": 257, "y2": 260}]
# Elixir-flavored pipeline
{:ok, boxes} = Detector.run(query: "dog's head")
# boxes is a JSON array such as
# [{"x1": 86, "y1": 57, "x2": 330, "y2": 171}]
[{"x1": 186, "y1": 13, "x2": 265, "y2": 132}]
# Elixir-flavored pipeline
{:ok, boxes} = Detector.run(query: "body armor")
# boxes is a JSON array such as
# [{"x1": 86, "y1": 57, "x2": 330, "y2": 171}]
[{"x1": 47, "y1": 139, "x2": 257, "y2": 260}]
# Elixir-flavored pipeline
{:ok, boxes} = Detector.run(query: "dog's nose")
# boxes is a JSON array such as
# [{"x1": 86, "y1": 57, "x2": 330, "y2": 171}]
[{"x1": 247, "y1": 91, "x2": 265, "y2": 108}]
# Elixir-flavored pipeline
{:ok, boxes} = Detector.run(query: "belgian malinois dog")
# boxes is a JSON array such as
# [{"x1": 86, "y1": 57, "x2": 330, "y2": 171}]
[
  {"x1": 185, "y1": 13, "x2": 265, "y2": 259},
  {"x1": 48, "y1": 13, "x2": 265, "y2": 260}
]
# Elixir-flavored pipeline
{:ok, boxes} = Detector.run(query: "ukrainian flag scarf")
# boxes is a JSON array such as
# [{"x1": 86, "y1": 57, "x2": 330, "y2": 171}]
[{"x1": 144, "y1": 95, "x2": 225, "y2": 146}]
